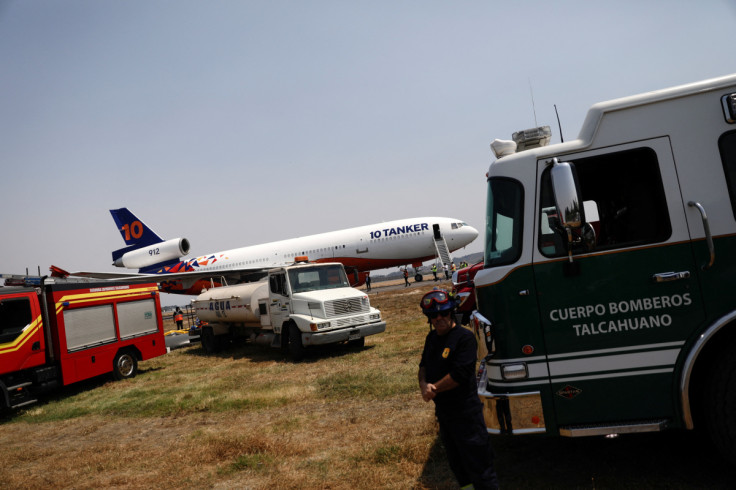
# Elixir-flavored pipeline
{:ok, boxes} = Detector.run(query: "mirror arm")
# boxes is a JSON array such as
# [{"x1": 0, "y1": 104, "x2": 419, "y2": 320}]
[{"x1": 566, "y1": 228, "x2": 574, "y2": 263}]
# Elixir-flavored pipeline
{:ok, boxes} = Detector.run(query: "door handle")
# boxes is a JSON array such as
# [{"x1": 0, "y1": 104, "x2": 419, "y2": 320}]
[{"x1": 652, "y1": 271, "x2": 691, "y2": 283}]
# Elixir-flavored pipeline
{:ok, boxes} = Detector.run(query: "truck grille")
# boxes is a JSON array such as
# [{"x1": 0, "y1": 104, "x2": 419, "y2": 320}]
[
  {"x1": 324, "y1": 297, "x2": 369, "y2": 318},
  {"x1": 334, "y1": 315, "x2": 370, "y2": 328}
]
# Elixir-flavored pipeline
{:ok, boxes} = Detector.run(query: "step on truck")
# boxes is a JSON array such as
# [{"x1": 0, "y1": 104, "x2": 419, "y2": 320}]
[
  {"x1": 472, "y1": 73, "x2": 736, "y2": 463},
  {"x1": 0, "y1": 274, "x2": 166, "y2": 409},
  {"x1": 192, "y1": 261, "x2": 386, "y2": 360}
]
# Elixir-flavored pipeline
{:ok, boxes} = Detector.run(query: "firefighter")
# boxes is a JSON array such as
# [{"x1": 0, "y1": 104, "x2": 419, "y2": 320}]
[{"x1": 417, "y1": 288, "x2": 499, "y2": 489}]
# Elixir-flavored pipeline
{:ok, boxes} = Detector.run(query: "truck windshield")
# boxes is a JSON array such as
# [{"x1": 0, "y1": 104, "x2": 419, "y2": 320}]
[
  {"x1": 288, "y1": 265, "x2": 349, "y2": 293},
  {"x1": 485, "y1": 178, "x2": 523, "y2": 267}
]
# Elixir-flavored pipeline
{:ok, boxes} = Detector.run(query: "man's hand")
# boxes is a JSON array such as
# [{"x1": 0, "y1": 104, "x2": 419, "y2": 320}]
[{"x1": 421, "y1": 382, "x2": 437, "y2": 402}]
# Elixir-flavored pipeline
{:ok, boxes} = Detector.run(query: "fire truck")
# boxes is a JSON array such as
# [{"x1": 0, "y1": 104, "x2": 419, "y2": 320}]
[
  {"x1": 0, "y1": 273, "x2": 166, "y2": 409},
  {"x1": 451, "y1": 261, "x2": 483, "y2": 325},
  {"x1": 472, "y1": 73, "x2": 736, "y2": 462}
]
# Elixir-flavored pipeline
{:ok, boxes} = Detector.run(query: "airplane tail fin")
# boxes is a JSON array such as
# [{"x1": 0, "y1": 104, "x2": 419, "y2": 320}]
[
  {"x1": 110, "y1": 208, "x2": 166, "y2": 266},
  {"x1": 110, "y1": 208, "x2": 164, "y2": 247}
]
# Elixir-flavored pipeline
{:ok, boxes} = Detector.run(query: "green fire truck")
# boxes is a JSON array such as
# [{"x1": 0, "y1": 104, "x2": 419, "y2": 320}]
[{"x1": 472, "y1": 73, "x2": 736, "y2": 463}]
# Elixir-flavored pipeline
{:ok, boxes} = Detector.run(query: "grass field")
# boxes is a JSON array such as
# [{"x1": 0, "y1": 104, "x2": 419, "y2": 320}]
[{"x1": 1, "y1": 281, "x2": 734, "y2": 489}]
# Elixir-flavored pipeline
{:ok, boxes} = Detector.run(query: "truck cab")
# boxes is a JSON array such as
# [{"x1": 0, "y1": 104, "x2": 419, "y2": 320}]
[{"x1": 0, "y1": 288, "x2": 47, "y2": 379}]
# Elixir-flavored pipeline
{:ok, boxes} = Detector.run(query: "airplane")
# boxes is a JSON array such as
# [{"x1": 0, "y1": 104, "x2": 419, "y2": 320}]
[{"x1": 75, "y1": 208, "x2": 479, "y2": 295}]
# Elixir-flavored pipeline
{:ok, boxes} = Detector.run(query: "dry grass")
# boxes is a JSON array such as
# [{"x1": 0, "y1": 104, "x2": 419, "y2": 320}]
[{"x1": 1, "y1": 280, "x2": 733, "y2": 489}]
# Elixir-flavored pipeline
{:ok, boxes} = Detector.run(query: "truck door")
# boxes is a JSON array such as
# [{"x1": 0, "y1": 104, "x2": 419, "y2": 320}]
[
  {"x1": 0, "y1": 292, "x2": 46, "y2": 375},
  {"x1": 268, "y1": 272, "x2": 290, "y2": 333},
  {"x1": 533, "y1": 138, "x2": 706, "y2": 428}
]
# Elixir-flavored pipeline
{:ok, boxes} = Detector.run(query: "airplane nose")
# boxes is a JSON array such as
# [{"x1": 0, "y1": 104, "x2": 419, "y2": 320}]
[{"x1": 465, "y1": 225, "x2": 479, "y2": 245}]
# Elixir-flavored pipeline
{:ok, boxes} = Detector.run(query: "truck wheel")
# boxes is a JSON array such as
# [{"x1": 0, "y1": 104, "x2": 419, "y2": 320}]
[
  {"x1": 112, "y1": 351, "x2": 138, "y2": 380},
  {"x1": 704, "y1": 337, "x2": 736, "y2": 464},
  {"x1": 288, "y1": 324, "x2": 305, "y2": 362},
  {"x1": 201, "y1": 327, "x2": 221, "y2": 354}
]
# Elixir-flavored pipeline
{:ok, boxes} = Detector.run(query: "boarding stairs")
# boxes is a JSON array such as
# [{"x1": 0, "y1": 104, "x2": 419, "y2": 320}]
[{"x1": 433, "y1": 236, "x2": 453, "y2": 269}]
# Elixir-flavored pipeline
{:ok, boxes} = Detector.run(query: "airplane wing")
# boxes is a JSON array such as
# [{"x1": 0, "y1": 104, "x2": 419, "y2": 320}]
[
  {"x1": 71, "y1": 265, "x2": 274, "y2": 284},
  {"x1": 69, "y1": 271, "x2": 159, "y2": 280},
  {"x1": 68, "y1": 262, "x2": 299, "y2": 295}
]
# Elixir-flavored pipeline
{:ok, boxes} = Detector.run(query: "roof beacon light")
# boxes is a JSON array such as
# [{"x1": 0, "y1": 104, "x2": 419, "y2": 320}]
[
  {"x1": 512, "y1": 125, "x2": 552, "y2": 151},
  {"x1": 491, "y1": 125, "x2": 552, "y2": 159}
]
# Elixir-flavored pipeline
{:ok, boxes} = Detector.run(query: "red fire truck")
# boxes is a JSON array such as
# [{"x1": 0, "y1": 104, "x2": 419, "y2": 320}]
[
  {"x1": 451, "y1": 261, "x2": 483, "y2": 325},
  {"x1": 0, "y1": 274, "x2": 166, "y2": 409}
]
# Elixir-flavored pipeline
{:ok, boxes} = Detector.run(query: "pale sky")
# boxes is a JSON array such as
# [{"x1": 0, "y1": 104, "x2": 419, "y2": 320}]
[{"x1": 2, "y1": 1, "x2": 735, "y2": 292}]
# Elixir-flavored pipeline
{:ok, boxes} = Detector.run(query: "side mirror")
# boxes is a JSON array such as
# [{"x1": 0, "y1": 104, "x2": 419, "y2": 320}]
[
  {"x1": 550, "y1": 158, "x2": 583, "y2": 229},
  {"x1": 549, "y1": 158, "x2": 585, "y2": 275}
]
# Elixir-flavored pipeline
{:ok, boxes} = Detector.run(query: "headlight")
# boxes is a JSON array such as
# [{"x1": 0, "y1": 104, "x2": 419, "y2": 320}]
[
  {"x1": 501, "y1": 363, "x2": 528, "y2": 380},
  {"x1": 309, "y1": 321, "x2": 331, "y2": 331},
  {"x1": 455, "y1": 291, "x2": 471, "y2": 307}
]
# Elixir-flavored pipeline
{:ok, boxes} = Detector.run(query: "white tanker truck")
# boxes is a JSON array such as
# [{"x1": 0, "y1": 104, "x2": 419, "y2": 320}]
[{"x1": 191, "y1": 262, "x2": 385, "y2": 360}]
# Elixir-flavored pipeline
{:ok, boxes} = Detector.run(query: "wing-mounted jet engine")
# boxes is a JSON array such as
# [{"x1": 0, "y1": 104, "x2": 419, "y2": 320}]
[{"x1": 112, "y1": 237, "x2": 190, "y2": 269}]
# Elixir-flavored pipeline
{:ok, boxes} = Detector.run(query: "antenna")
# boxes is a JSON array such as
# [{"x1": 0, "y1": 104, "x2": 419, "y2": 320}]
[
  {"x1": 554, "y1": 104, "x2": 564, "y2": 143},
  {"x1": 528, "y1": 78, "x2": 538, "y2": 127}
]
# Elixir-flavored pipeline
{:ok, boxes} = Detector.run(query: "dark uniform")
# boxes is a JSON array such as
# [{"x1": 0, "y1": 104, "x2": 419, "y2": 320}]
[{"x1": 420, "y1": 326, "x2": 499, "y2": 489}]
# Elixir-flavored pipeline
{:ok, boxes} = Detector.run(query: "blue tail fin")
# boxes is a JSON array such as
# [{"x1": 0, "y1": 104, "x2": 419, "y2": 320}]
[{"x1": 110, "y1": 208, "x2": 164, "y2": 262}]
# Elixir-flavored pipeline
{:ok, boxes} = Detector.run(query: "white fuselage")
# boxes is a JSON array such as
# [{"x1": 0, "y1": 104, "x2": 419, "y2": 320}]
[{"x1": 177, "y1": 217, "x2": 477, "y2": 274}]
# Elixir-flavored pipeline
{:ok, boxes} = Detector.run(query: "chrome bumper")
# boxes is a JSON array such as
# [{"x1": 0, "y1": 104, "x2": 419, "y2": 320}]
[
  {"x1": 302, "y1": 321, "x2": 386, "y2": 346},
  {"x1": 478, "y1": 388, "x2": 547, "y2": 435}
]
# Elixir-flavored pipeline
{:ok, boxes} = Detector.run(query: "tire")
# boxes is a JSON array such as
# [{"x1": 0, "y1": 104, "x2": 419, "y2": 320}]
[
  {"x1": 414, "y1": 274, "x2": 423, "y2": 282},
  {"x1": 704, "y1": 337, "x2": 736, "y2": 464},
  {"x1": 279, "y1": 327, "x2": 289, "y2": 354},
  {"x1": 288, "y1": 324, "x2": 305, "y2": 362},
  {"x1": 200, "y1": 327, "x2": 222, "y2": 354},
  {"x1": 112, "y1": 351, "x2": 138, "y2": 380}
]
